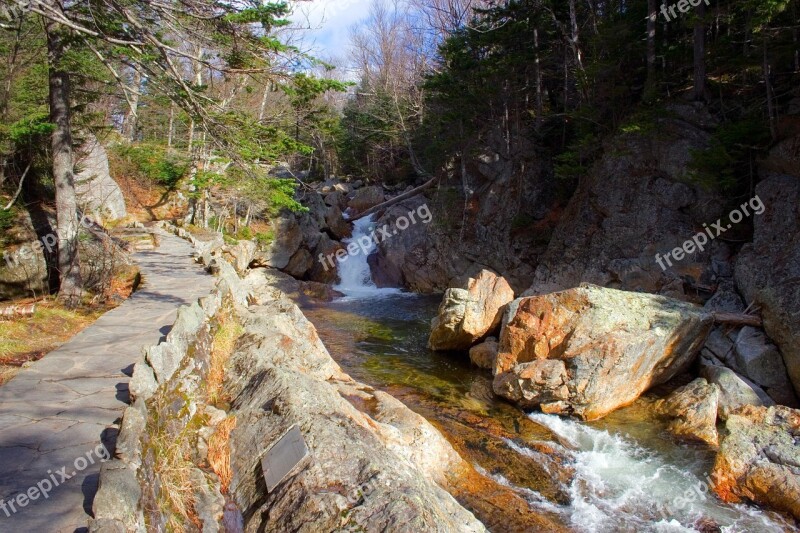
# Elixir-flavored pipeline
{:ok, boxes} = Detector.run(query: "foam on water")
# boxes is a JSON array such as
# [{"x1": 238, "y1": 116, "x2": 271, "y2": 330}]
[{"x1": 528, "y1": 413, "x2": 791, "y2": 532}]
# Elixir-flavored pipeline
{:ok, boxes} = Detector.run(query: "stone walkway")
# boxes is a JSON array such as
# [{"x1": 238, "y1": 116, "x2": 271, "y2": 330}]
[{"x1": 0, "y1": 230, "x2": 213, "y2": 532}]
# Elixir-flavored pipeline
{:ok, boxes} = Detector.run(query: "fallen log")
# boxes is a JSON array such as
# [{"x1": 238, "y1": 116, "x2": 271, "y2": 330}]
[
  {"x1": 350, "y1": 177, "x2": 438, "y2": 222},
  {"x1": 0, "y1": 303, "x2": 36, "y2": 319},
  {"x1": 711, "y1": 312, "x2": 762, "y2": 327}
]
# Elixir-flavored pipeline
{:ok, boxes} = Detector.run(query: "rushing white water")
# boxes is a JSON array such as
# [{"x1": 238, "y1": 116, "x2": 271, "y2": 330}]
[
  {"x1": 334, "y1": 216, "x2": 405, "y2": 298},
  {"x1": 528, "y1": 413, "x2": 791, "y2": 533}
]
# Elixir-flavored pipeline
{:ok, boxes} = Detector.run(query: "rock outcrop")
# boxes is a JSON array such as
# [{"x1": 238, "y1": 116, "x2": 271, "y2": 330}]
[
  {"x1": 94, "y1": 227, "x2": 485, "y2": 532},
  {"x1": 227, "y1": 297, "x2": 485, "y2": 532},
  {"x1": 252, "y1": 189, "x2": 350, "y2": 283},
  {"x1": 371, "y1": 130, "x2": 558, "y2": 294},
  {"x1": 428, "y1": 270, "x2": 514, "y2": 351},
  {"x1": 75, "y1": 134, "x2": 127, "y2": 222},
  {"x1": 528, "y1": 103, "x2": 726, "y2": 302},
  {"x1": 493, "y1": 285, "x2": 714, "y2": 420},
  {"x1": 655, "y1": 378, "x2": 720, "y2": 446},
  {"x1": 0, "y1": 210, "x2": 49, "y2": 300},
  {"x1": 735, "y1": 174, "x2": 800, "y2": 397},
  {"x1": 712, "y1": 405, "x2": 800, "y2": 521}
]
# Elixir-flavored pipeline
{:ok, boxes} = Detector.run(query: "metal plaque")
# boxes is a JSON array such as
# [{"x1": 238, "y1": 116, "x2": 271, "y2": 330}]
[{"x1": 261, "y1": 424, "x2": 310, "y2": 492}]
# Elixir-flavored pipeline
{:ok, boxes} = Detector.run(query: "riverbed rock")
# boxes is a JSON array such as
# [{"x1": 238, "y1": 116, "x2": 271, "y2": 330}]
[
  {"x1": 75, "y1": 134, "x2": 127, "y2": 222},
  {"x1": 325, "y1": 204, "x2": 352, "y2": 240},
  {"x1": 712, "y1": 405, "x2": 800, "y2": 521},
  {"x1": 469, "y1": 338, "x2": 499, "y2": 370},
  {"x1": 731, "y1": 326, "x2": 797, "y2": 405},
  {"x1": 655, "y1": 378, "x2": 720, "y2": 446},
  {"x1": 735, "y1": 174, "x2": 800, "y2": 397},
  {"x1": 700, "y1": 363, "x2": 774, "y2": 419},
  {"x1": 348, "y1": 185, "x2": 385, "y2": 213},
  {"x1": 226, "y1": 297, "x2": 486, "y2": 532},
  {"x1": 428, "y1": 270, "x2": 514, "y2": 351},
  {"x1": 493, "y1": 285, "x2": 714, "y2": 420}
]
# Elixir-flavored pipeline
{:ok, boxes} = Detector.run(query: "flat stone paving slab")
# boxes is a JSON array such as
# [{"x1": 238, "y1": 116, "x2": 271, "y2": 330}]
[{"x1": 0, "y1": 230, "x2": 213, "y2": 532}]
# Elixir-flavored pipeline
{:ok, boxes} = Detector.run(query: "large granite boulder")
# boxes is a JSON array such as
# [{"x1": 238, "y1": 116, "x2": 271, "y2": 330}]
[
  {"x1": 347, "y1": 185, "x2": 385, "y2": 213},
  {"x1": 428, "y1": 270, "x2": 514, "y2": 351},
  {"x1": 712, "y1": 405, "x2": 800, "y2": 521},
  {"x1": 735, "y1": 174, "x2": 800, "y2": 397},
  {"x1": 493, "y1": 285, "x2": 714, "y2": 420},
  {"x1": 75, "y1": 134, "x2": 127, "y2": 221},
  {"x1": 226, "y1": 297, "x2": 486, "y2": 532},
  {"x1": 0, "y1": 210, "x2": 49, "y2": 300}
]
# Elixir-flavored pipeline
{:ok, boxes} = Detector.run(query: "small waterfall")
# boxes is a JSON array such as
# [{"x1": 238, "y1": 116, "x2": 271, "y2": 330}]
[
  {"x1": 334, "y1": 216, "x2": 404, "y2": 298},
  {"x1": 528, "y1": 413, "x2": 790, "y2": 532}
]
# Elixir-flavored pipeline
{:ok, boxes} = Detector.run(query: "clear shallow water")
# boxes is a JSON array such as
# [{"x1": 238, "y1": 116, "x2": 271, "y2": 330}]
[{"x1": 302, "y1": 286, "x2": 796, "y2": 532}]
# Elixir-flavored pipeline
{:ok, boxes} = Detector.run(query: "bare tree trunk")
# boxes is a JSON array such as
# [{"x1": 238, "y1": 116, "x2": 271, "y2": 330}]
[
  {"x1": 534, "y1": 27, "x2": 543, "y2": 129},
  {"x1": 188, "y1": 46, "x2": 203, "y2": 155},
  {"x1": 646, "y1": 0, "x2": 657, "y2": 92},
  {"x1": 693, "y1": 3, "x2": 706, "y2": 101},
  {"x1": 123, "y1": 69, "x2": 141, "y2": 141},
  {"x1": 258, "y1": 82, "x2": 271, "y2": 123},
  {"x1": 763, "y1": 37, "x2": 778, "y2": 140},
  {"x1": 167, "y1": 102, "x2": 175, "y2": 147},
  {"x1": 45, "y1": 19, "x2": 82, "y2": 306}
]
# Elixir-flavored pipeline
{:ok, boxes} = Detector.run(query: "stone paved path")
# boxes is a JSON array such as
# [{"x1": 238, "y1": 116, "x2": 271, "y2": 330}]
[{"x1": 0, "y1": 230, "x2": 213, "y2": 532}]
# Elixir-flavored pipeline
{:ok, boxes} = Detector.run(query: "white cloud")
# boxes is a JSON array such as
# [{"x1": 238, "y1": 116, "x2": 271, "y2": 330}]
[{"x1": 289, "y1": 0, "x2": 372, "y2": 62}]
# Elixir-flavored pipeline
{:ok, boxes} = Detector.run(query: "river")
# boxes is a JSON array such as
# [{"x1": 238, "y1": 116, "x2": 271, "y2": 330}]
[{"x1": 299, "y1": 217, "x2": 793, "y2": 533}]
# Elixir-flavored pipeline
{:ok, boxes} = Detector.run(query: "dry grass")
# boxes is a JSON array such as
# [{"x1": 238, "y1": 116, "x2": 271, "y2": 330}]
[
  {"x1": 208, "y1": 415, "x2": 237, "y2": 494},
  {"x1": 0, "y1": 302, "x2": 104, "y2": 386},
  {"x1": 150, "y1": 425, "x2": 200, "y2": 530},
  {"x1": 207, "y1": 308, "x2": 243, "y2": 405}
]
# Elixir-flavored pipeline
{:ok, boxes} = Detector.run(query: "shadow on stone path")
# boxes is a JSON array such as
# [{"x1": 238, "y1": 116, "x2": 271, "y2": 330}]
[{"x1": 0, "y1": 230, "x2": 213, "y2": 532}]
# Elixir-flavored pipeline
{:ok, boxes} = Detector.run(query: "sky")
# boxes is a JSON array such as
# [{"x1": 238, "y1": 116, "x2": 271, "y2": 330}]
[{"x1": 288, "y1": 0, "x2": 373, "y2": 65}]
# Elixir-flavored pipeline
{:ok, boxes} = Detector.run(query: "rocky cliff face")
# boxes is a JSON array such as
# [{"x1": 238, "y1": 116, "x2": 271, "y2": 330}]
[
  {"x1": 371, "y1": 130, "x2": 559, "y2": 293},
  {"x1": 528, "y1": 103, "x2": 726, "y2": 302},
  {"x1": 735, "y1": 174, "x2": 800, "y2": 397}
]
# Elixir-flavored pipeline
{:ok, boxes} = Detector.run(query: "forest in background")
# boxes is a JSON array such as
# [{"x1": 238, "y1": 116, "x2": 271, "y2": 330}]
[{"x1": 0, "y1": 0, "x2": 799, "y2": 304}]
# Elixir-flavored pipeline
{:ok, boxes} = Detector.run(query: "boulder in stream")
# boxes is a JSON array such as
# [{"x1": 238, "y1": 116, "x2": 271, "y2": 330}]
[
  {"x1": 493, "y1": 285, "x2": 714, "y2": 420},
  {"x1": 655, "y1": 378, "x2": 720, "y2": 446},
  {"x1": 712, "y1": 405, "x2": 800, "y2": 521},
  {"x1": 428, "y1": 270, "x2": 515, "y2": 351}
]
